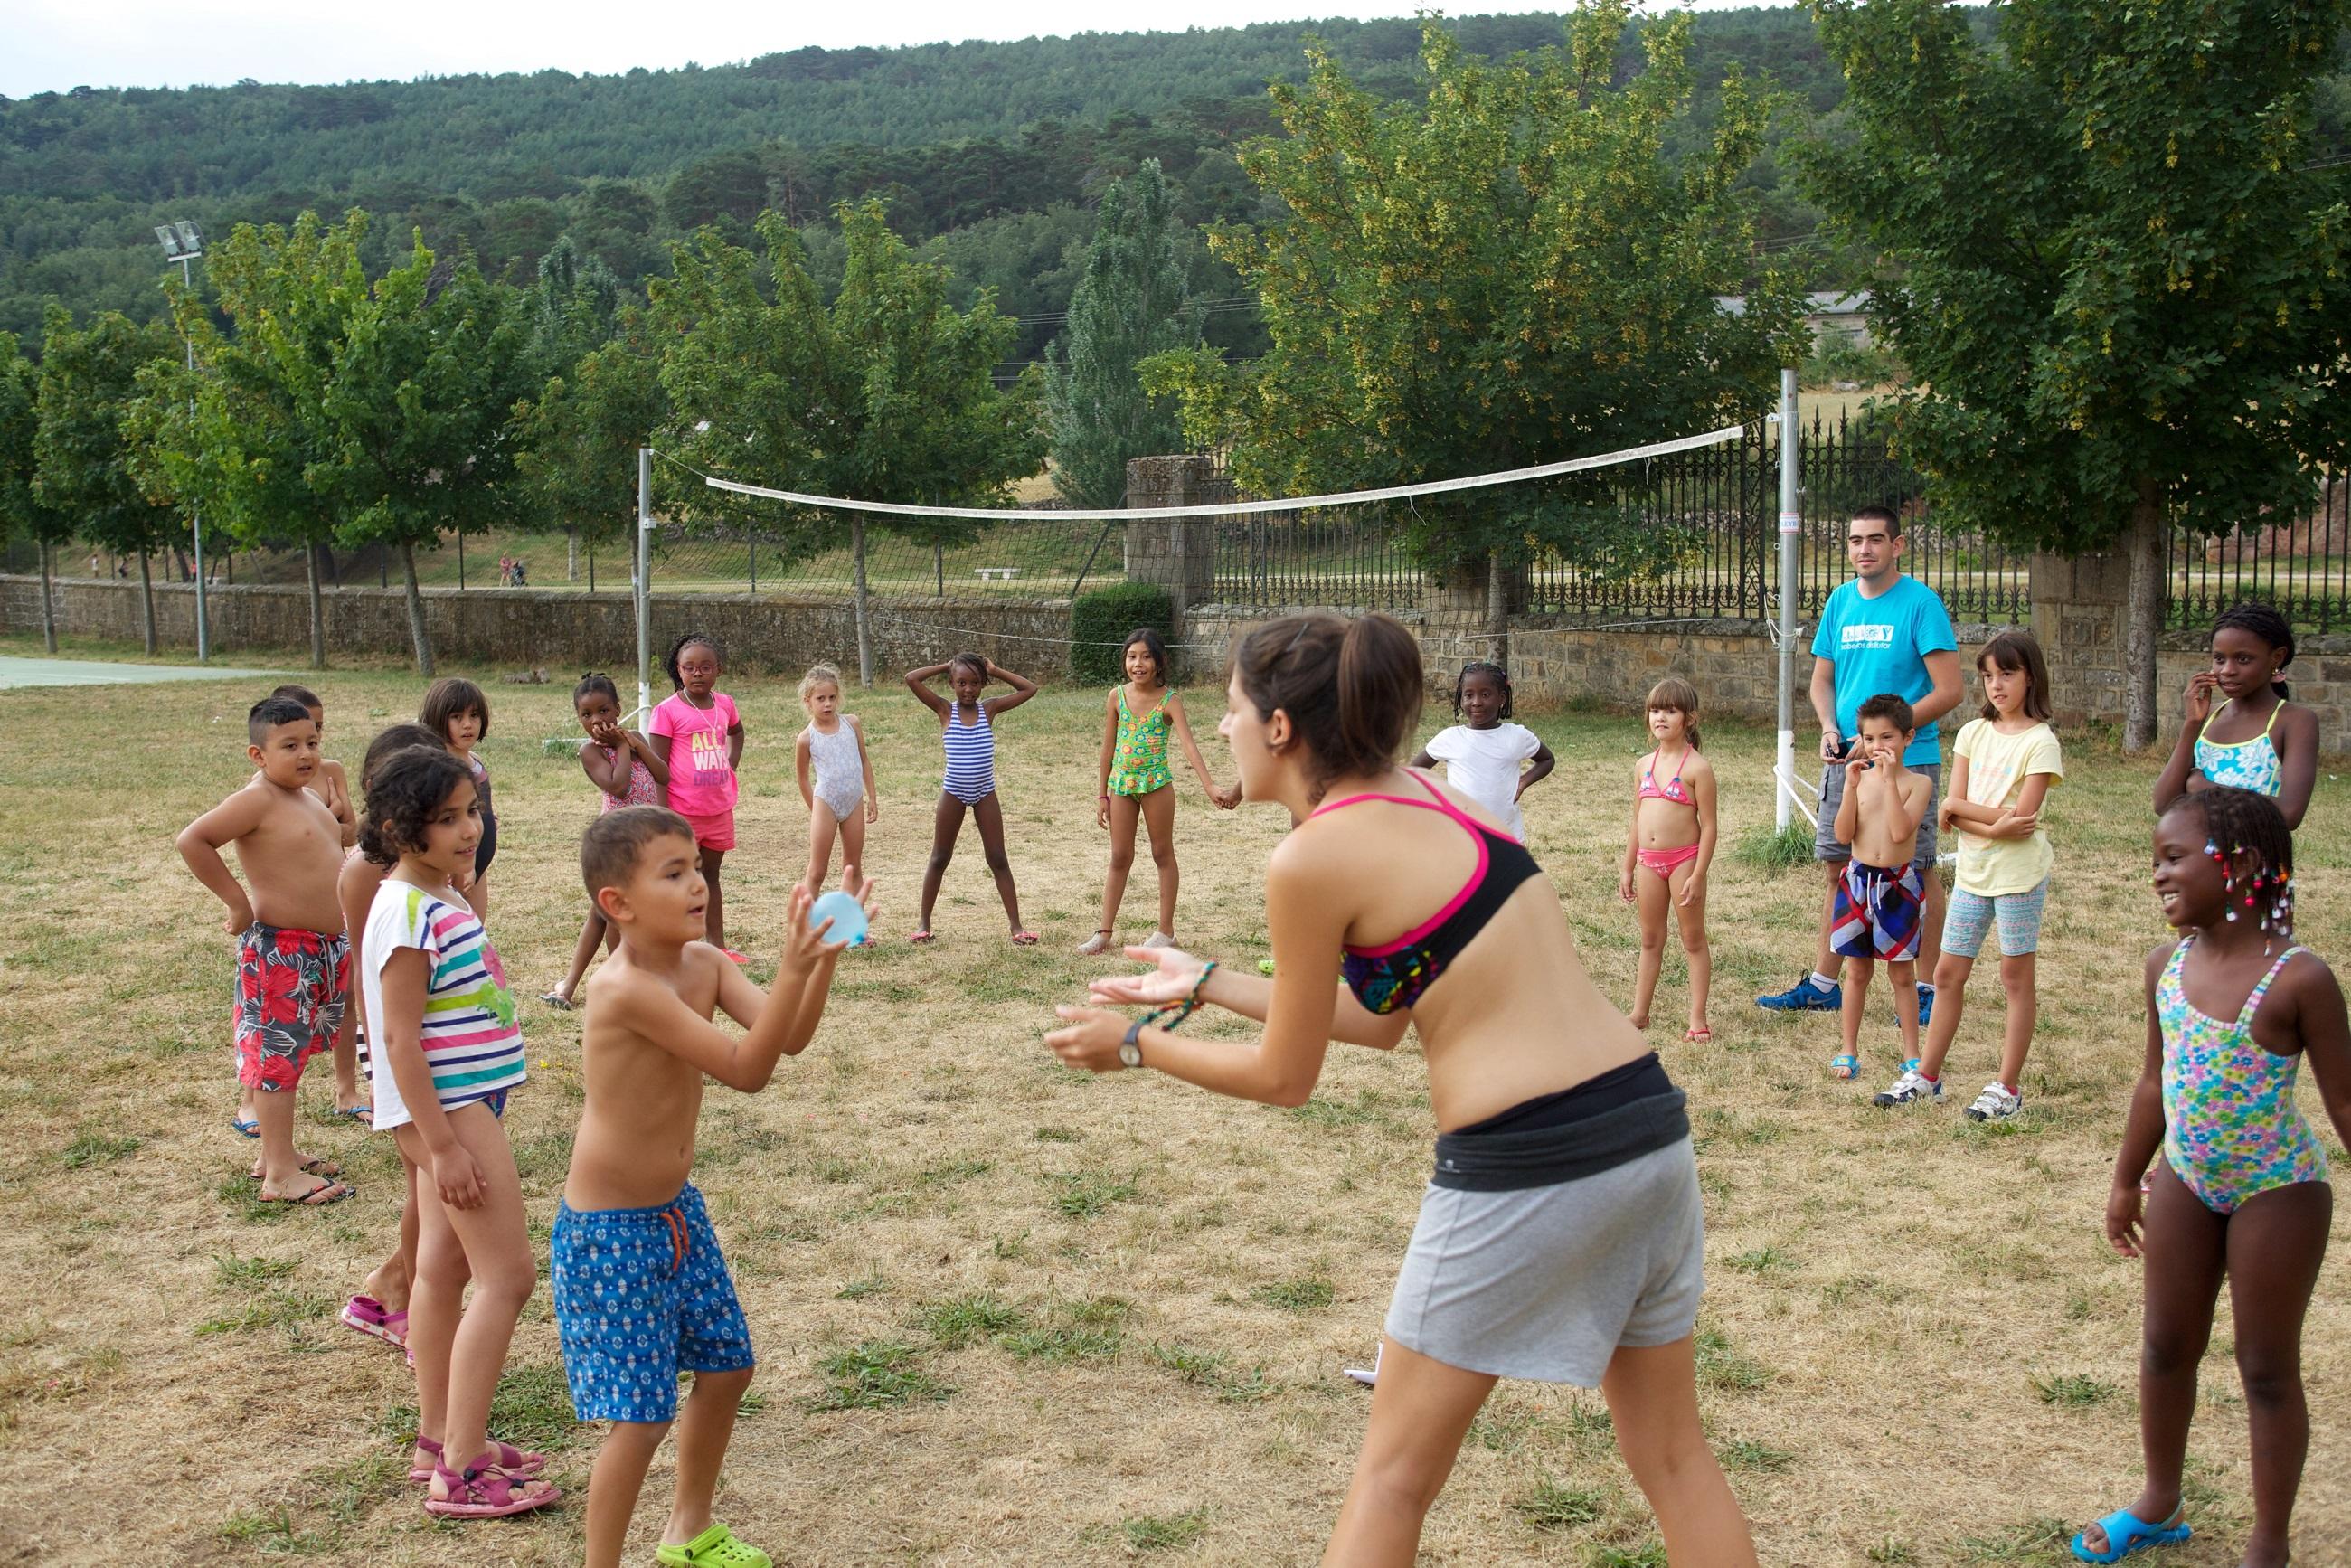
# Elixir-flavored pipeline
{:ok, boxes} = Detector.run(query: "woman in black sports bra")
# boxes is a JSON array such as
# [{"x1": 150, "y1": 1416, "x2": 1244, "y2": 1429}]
[{"x1": 1045, "y1": 612, "x2": 1753, "y2": 1568}]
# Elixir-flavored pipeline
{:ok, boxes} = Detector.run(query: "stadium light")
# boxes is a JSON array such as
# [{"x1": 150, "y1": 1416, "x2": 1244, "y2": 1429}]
[{"x1": 153, "y1": 220, "x2": 210, "y2": 661}]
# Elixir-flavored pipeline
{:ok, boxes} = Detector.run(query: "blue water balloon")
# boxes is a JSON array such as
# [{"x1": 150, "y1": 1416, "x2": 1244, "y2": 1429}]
[{"x1": 807, "y1": 889, "x2": 868, "y2": 947}]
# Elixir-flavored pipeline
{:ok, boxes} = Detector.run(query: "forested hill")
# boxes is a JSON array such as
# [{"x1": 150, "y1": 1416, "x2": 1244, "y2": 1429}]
[{"x1": 4, "y1": 7, "x2": 2341, "y2": 356}]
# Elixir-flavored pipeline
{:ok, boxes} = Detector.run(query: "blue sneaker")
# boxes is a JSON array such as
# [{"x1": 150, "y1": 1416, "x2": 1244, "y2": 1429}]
[
  {"x1": 1918, "y1": 985, "x2": 1934, "y2": 1028},
  {"x1": 1757, "y1": 974, "x2": 1841, "y2": 1012}
]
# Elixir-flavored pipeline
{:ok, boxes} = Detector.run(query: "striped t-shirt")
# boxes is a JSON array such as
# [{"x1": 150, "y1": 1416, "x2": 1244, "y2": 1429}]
[{"x1": 359, "y1": 878, "x2": 525, "y2": 1130}]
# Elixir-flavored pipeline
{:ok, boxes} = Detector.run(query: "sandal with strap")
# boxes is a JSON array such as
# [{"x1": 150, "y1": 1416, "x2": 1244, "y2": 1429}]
[
  {"x1": 536, "y1": 990, "x2": 575, "y2": 1011},
  {"x1": 1828, "y1": 1052, "x2": 1861, "y2": 1082},
  {"x1": 423, "y1": 1459, "x2": 562, "y2": 1518},
  {"x1": 409, "y1": 1434, "x2": 549, "y2": 1482},
  {"x1": 2070, "y1": 1506, "x2": 2189, "y2": 1563},
  {"x1": 656, "y1": 1522, "x2": 775, "y2": 1567},
  {"x1": 340, "y1": 1294, "x2": 408, "y2": 1348},
  {"x1": 908, "y1": 929, "x2": 936, "y2": 945},
  {"x1": 1011, "y1": 930, "x2": 1041, "y2": 947}
]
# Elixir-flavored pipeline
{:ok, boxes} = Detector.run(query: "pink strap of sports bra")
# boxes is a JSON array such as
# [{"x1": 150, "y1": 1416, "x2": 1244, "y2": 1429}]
[{"x1": 1310, "y1": 772, "x2": 1491, "y2": 958}]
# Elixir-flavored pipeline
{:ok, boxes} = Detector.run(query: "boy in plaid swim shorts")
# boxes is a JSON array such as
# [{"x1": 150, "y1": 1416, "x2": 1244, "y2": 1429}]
[
  {"x1": 177, "y1": 696, "x2": 354, "y2": 1205},
  {"x1": 554, "y1": 807, "x2": 866, "y2": 1568},
  {"x1": 1826, "y1": 695, "x2": 1933, "y2": 1083}
]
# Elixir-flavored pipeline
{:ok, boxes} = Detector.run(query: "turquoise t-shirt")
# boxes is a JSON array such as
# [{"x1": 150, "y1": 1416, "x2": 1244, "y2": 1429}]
[{"x1": 1810, "y1": 574, "x2": 1957, "y2": 767}]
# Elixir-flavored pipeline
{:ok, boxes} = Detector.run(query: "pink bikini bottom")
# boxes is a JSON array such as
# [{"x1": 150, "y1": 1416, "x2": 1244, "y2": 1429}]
[{"x1": 1637, "y1": 843, "x2": 1702, "y2": 876}]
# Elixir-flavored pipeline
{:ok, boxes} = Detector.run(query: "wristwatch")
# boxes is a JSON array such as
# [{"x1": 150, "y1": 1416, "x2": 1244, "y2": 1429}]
[{"x1": 1119, "y1": 1017, "x2": 1147, "y2": 1070}]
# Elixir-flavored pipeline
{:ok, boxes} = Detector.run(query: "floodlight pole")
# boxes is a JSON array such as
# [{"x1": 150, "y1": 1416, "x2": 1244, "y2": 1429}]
[
  {"x1": 158, "y1": 230, "x2": 211, "y2": 662},
  {"x1": 637, "y1": 448, "x2": 654, "y2": 723},
  {"x1": 1775, "y1": 366, "x2": 1800, "y2": 832}
]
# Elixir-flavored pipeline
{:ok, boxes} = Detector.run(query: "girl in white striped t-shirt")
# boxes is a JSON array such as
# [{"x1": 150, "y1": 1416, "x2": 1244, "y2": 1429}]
[{"x1": 358, "y1": 743, "x2": 557, "y2": 1520}]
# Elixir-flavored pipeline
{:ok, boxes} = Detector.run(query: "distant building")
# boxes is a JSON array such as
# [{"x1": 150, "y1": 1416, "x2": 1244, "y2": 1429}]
[{"x1": 1714, "y1": 289, "x2": 1874, "y2": 347}]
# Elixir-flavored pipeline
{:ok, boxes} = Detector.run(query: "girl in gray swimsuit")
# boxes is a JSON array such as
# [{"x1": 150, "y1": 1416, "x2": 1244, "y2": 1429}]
[{"x1": 1046, "y1": 612, "x2": 1755, "y2": 1568}]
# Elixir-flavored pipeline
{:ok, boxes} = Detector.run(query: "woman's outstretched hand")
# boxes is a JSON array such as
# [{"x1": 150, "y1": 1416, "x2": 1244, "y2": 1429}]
[
  {"x1": 1044, "y1": 1006, "x2": 1128, "y2": 1072},
  {"x1": 1087, "y1": 945, "x2": 1207, "y2": 1007}
]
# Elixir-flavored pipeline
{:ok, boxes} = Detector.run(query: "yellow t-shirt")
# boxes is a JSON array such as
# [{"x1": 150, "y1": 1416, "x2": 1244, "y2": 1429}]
[{"x1": 1953, "y1": 718, "x2": 2063, "y2": 896}]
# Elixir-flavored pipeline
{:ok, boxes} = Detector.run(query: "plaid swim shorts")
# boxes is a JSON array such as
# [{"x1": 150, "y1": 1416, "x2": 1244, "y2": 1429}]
[
  {"x1": 1830, "y1": 860, "x2": 1925, "y2": 962},
  {"x1": 234, "y1": 923, "x2": 349, "y2": 1092}
]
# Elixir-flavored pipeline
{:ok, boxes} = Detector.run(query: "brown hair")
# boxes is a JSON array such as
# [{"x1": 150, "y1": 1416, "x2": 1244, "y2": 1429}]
[
  {"x1": 1856, "y1": 692, "x2": 1916, "y2": 733},
  {"x1": 419, "y1": 677, "x2": 490, "y2": 741},
  {"x1": 269, "y1": 683, "x2": 323, "y2": 713},
  {"x1": 1977, "y1": 630, "x2": 2053, "y2": 723},
  {"x1": 358, "y1": 745, "x2": 472, "y2": 868},
  {"x1": 1644, "y1": 675, "x2": 1702, "y2": 751},
  {"x1": 360, "y1": 723, "x2": 448, "y2": 792},
  {"x1": 581, "y1": 805, "x2": 696, "y2": 900},
  {"x1": 1231, "y1": 612, "x2": 1422, "y2": 802}
]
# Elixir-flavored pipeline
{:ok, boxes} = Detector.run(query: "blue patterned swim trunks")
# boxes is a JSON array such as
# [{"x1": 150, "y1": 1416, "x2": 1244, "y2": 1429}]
[{"x1": 552, "y1": 1183, "x2": 753, "y2": 1423}]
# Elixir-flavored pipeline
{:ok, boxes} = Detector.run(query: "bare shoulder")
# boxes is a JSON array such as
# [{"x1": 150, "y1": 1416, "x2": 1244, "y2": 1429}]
[
  {"x1": 2143, "y1": 940, "x2": 2182, "y2": 987},
  {"x1": 2280, "y1": 944, "x2": 2341, "y2": 1003},
  {"x1": 1683, "y1": 749, "x2": 1716, "y2": 779},
  {"x1": 2278, "y1": 703, "x2": 2320, "y2": 741}
]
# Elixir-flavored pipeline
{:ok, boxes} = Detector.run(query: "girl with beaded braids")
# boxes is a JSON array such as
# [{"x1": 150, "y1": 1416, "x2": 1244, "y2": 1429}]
[
  {"x1": 2152, "y1": 600, "x2": 2317, "y2": 829},
  {"x1": 2074, "y1": 787, "x2": 2351, "y2": 1565},
  {"x1": 1047, "y1": 613, "x2": 1755, "y2": 1568}
]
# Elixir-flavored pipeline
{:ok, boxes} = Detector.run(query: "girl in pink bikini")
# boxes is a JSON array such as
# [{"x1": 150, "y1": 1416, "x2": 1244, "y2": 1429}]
[{"x1": 1619, "y1": 677, "x2": 1716, "y2": 1041}]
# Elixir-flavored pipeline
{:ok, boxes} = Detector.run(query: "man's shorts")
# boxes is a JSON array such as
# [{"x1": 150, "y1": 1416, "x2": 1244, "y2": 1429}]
[
  {"x1": 677, "y1": 808, "x2": 736, "y2": 853},
  {"x1": 552, "y1": 1183, "x2": 754, "y2": 1424},
  {"x1": 1816, "y1": 760, "x2": 1940, "y2": 869},
  {"x1": 1831, "y1": 860, "x2": 1925, "y2": 962},
  {"x1": 234, "y1": 924, "x2": 349, "y2": 1092},
  {"x1": 1942, "y1": 880, "x2": 2050, "y2": 960}
]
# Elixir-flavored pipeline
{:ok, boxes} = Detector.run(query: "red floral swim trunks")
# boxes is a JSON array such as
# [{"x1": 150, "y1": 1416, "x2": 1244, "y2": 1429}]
[{"x1": 234, "y1": 924, "x2": 349, "y2": 1092}]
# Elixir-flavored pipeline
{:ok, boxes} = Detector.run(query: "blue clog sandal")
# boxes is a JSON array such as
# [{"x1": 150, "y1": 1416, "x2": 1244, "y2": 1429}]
[{"x1": 2071, "y1": 1507, "x2": 2188, "y2": 1563}]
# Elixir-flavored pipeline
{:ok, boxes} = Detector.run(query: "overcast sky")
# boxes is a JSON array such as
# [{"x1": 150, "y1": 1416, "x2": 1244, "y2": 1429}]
[{"x1": 5, "y1": 0, "x2": 1797, "y2": 99}]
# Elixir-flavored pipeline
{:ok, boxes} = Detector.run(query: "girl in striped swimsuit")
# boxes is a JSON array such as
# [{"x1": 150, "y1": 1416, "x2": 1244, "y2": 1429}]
[
  {"x1": 905, "y1": 652, "x2": 1039, "y2": 944},
  {"x1": 2077, "y1": 788, "x2": 2351, "y2": 1565}
]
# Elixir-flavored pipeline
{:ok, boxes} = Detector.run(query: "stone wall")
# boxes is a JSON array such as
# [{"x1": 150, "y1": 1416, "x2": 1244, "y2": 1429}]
[{"x1": 0, "y1": 577, "x2": 1073, "y2": 682}]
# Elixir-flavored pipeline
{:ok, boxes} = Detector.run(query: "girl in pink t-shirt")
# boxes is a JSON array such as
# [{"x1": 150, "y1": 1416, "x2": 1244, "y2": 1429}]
[{"x1": 648, "y1": 631, "x2": 747, "y2": 958}]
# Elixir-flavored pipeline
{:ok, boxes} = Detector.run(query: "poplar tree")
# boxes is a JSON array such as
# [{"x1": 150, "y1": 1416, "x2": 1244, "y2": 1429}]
[{"x1": 1044, "y1": 160, "x2": 1202, "y2": 510}]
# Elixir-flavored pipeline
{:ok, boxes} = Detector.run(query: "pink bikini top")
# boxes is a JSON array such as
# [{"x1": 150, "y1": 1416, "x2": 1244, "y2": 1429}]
[{"x1": 1638, "y1": 748, "x2": 1691, "y2": 805}]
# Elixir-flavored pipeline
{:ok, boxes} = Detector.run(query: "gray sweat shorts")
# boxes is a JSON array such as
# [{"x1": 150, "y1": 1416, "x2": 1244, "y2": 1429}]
[{"x1": 1384, "y1": 1138, "x2": 1704, "y2": 1386}]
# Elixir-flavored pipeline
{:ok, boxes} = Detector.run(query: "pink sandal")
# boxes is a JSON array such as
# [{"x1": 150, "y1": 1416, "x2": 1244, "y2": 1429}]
[
  {"x1": 1011, "y1": 930, "x2": 1040, "y2": 947},
  {"x1": 339, "y1": 1294, "x2": 408, "y2": 1349},
  {"x1": 423, "y1": 1458, "x2": 562, "y2": 1518},
  {"x1": 908, "y1": 929, "x2": 936, "y2": 944},
  {"x1": 410, "y1": 1435, "x2": 548, "y2": 1483}
]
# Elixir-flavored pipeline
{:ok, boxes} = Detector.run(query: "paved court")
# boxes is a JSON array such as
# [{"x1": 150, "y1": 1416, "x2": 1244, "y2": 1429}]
[{"x1": 0, "y1": 656, "x2": 280, "y2": 689}]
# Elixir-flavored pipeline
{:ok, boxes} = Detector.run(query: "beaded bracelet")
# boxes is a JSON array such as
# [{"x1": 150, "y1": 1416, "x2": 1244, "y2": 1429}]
[{"x1": 1158, "y1": 959, "x2": 1219, "y2": 1033}]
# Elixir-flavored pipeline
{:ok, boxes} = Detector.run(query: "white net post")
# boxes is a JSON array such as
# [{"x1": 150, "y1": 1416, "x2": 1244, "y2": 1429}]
[
  {"x1": 1775, "y1": 369, "x2": 1800, "y2": 833},
  {"x1": 637, "y1": 448, "x2": 653, "y2": 724}
]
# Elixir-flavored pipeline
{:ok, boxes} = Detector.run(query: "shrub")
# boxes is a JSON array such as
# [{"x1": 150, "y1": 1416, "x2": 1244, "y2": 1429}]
[{"x1": 1070, "y1": 581, "x2": 1176, "y2": 685}]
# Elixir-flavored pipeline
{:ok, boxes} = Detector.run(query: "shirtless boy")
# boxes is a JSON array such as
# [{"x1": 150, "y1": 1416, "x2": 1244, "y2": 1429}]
[
  {"x1": 1827, "y1": 694, "x2": 1935, "y2": 1084},
  {"x1": 177, "y1": 695, "x2": 353, "y2": 1204},
  {"x1": 554, "y1": 806, "x2": 869, "y2": 1568},
  {"x1": 259, "y1": 683, "x2": 368, "y2": 1119}
]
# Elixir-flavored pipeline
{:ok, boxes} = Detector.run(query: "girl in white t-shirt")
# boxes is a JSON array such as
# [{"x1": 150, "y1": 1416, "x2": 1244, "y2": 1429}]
[
  {"x1": 1874, "y1": 630, "x2": 2063, "y2": 1121},
  {"x1": 1408, "y1": 662, "x2": 1553, "y2": 843}
]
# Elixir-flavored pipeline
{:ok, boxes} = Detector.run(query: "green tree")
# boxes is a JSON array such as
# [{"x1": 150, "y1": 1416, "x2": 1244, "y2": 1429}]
[
  {"x1": 1143, "y1": 6, "x2": 1806, "y2": 590},
  {"x1": 33, "y1": 307, "x2": 180, "y2": 654},
  {"x1": 1044, "y1": 160, "x2": 1203, "y2": 510},
  {"x1": 0, "y1": 331, "x2": 74, "y2": 653},
  {"x1": 127, "y1": 212, "x2": 371, "y2": 667},
  {"x1": 316, "y1": 237, "x2": 539, "y2": 675},
  {"x1": 514, "y1": 307, "x2": 670, "y2": 581},
  {"x1": 652, "y1": 203, "x2": 1046, "y2": 684},
  {"x1": 1797, "y1": 0, "x2": 2351, "y2": 751}
]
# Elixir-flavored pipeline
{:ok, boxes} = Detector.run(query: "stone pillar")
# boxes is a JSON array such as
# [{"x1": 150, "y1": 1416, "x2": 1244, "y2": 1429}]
[
  {"x1": 1123, "y1": 456, "x2": 1220, "y2": 614},
  {"x1": 2031, "y1": 549, "x2": 2129, "y2": 732}
]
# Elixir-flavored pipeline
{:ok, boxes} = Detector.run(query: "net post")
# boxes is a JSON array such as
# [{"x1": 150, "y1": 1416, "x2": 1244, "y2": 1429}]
[
  {"x1": 1776, "y1": 367, "x2": 1800, "y2": 834},
  {"x1": 637, "y1": 448, "x2": 653, "y2": 723},
  {"x1": 852, "y1": 515, "x2": 873, "y2": 689}
]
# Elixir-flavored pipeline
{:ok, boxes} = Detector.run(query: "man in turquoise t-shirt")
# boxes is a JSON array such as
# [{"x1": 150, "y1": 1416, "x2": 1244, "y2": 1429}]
[{"x1": 1759, "y1": 505, "x2": 1963, "y2": 1026}]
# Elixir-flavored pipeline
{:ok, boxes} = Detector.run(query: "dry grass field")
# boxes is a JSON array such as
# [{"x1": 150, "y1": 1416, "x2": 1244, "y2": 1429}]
[{"x1": 1, "y1": 632, "x2": 2346, "y2": 1568}]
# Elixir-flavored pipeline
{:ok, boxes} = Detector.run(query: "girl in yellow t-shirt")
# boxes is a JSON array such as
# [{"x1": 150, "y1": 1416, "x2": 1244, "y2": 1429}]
[{"x1": 1874, "y1": 630, "x2": 2063, "y2": 1121}]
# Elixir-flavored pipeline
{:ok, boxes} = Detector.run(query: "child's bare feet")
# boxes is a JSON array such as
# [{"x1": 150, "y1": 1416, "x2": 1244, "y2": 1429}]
[{"x1": 252, "y1": 1153, "x2": 340, "y2": 1181}]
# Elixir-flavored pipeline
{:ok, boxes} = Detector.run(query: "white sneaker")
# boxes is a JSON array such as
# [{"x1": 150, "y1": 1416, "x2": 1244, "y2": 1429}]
[
  {"x1": 1871, "y1": 1067, "x2": 1942, "y2": 1108},
  {"x1": 1075, "y1": 930, "x2": 1113, "y2": 957},
  {"x1": 1965, "y1": 1082, "x2": 2023, "y2": 1121},
  {"x1": 1141, "y1": 930, "x2": 1176, "y2": 949}
]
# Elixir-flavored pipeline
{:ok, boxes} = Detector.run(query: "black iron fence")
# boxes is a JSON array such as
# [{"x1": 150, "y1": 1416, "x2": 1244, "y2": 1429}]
[{"x1": 2165, "y1": 474, "x2": 2351, "y2": 633}]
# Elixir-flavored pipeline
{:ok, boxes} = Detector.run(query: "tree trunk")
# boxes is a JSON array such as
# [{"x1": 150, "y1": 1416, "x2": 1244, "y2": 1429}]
[
  {"x1": 852, "y1": 516, "x2": 873, "y2": 689},
  {"x1": 38, "y1": 540, "x2": 57, "y2": 655},
  {"x1": 137, "y1": 550, "x2": 156, "y2": 656},
  {"x1": 304, "y1": 540, "x2": 327, "y2": 670},
  {"x1": 401, "y1": 540, "x2": 434, "y2": 677},
  {"x1": 1485, "y1": 547, "x2": 1509, "y2": 666},
  {"x1": 2122, "y1": 478, "x2": 2167, "y2": 753}
]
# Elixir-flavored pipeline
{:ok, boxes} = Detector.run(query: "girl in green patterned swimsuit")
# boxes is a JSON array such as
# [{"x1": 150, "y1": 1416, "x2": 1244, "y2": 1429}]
[{"x1": 1081, "y1": 628, "x2": 1241, "y2": 956}]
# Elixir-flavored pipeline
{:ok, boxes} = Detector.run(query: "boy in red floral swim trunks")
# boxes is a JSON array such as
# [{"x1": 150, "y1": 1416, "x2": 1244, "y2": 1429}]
[{"x1": 176, "y1": 696, "x2": 355, "y2": 1204}]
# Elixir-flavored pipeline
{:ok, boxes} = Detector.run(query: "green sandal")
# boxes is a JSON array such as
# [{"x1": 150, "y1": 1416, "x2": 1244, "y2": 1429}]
[{"x1": 656, "y1": 1524, "x2": 772, "y2": 1568}]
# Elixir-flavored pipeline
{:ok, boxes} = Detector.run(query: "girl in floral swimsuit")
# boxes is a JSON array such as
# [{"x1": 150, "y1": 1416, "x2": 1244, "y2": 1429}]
[
  {"x1": 2075, "y1": 788, "x2": 2351, "y2": 1566},
  {"x1": 1078, "y1": 628, "x2": 1238, "y2": 956}
]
